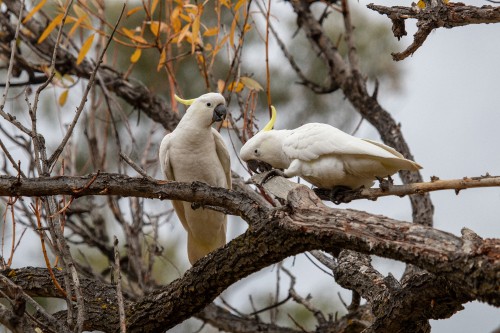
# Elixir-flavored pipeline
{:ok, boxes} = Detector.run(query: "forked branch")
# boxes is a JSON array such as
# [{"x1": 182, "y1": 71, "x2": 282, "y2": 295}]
[{"x1": 367, "y1": 3, "x2": 500, "y2": 60}]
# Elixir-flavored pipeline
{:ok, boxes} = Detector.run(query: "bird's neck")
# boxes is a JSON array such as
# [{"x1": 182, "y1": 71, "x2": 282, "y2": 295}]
[{"x1": 177, "y1": 110, "x2": 211, "y2": 130}]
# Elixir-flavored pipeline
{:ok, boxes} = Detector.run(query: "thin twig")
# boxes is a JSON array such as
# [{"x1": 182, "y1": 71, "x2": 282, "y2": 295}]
[
  {"x1": 341, "y1": 0, "x2": 360, "y2": 73},
  {"x1": 281, "y1": 265, "x2": 327, "y2": 325},
  {"x1": 314, "y1": 174, "x2": 500, "y2": 203},
  {"x1": 0, "y1": 0, "x2": 25, "y2": 111},
  {"x1": 28, "y1": 0, "x2": 75, "y2": 176},
  {"x1": 305, "y1": 251, "x2": 335, "y2": 277},
  {"x1": 32, "y1": 199, "x2": 68, "y2": 299},
  {"x1": 120, "y1": 152, "x2": 156, "y2": 181},
  {"x1": 0, "y1": 137, "x2": 27, "y2": 178},
  {"x1": 264, "y1": 0, "x2": 272, "y2": 115},
  {"x1": 309, "y1": 250, "x2": 337, "y2": 271},
  {"x1": 114, "y1": 237, "x2": 127, "y2": 333},
  {"x1": 48, "y1": 4, "x2": 127, "y2": 170}
]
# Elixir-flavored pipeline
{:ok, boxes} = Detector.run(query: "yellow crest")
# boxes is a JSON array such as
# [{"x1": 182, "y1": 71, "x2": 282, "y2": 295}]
[
  {"x1": 262, "y1": 106, "x2": 277, "y2": 132},
  {"x1": 174, "y1": 94, "x2": 196, "y2": 105}
]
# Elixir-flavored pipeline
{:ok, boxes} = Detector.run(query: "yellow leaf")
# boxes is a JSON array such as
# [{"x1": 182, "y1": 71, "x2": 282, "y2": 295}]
[
  {"x1": 192, "y1": 14, "x2": 200, "y2": 40},
  {"x1": 221, "y1": 119, "x2": 231, "y2": 128},
  {"x1": 126, "y1": 6, "x2": 142, "y2": 17},
  {"x1": 157, "y1": 47, "x2": 167, "y2": 71},
  {"x1": 235, "y1": 0, "x2": 247, "y2": 12},
  {"x1": 76, "y1": 33, "x2": 94, "y2": 65},
  {"x1": 64, "y1": 16, "x2": 77, "y2": 25},
  {"x1": 191, "y1": 14, "x2": 200, "y2": 52},
  {"x1": 227, "y1": 81, "x2": 244, "y2": 93},
  {"x1": 121, "y1": 27, "x2": 135, "y2": 39},
  {"x1": 217, "y1": 80, "x2": 225, "y2": 93},
  {"x1": 243, "y1": 23, "x2": 252, "y2": 33},
  {"x1": 240, "y1": 77, "x2": 263, "y2": 91},
  {"x1": 59, "y1": 89, "x2": 69, "y2": 106},
  {"x1": 38, "y1": 13, "x2": 64, "y2": 44},
  {"x1": 150, "y1": 22, "x2": 160, "y2": 37},
  {"x1": 177, "y1": 24, "x2": 191, "y2": 45},
  {"x1": 23, "y1": 0, "x2": 47, "y2": 24},
  {"x1": 130, "y1": 48, "x2": 142, "y2": 63},
  {"x1": 150, "y1": 21, "x2": 168, "y2": 36},
  {"x1": 211, "y1": 34, "x2": 229, "y2": 56},
  {"x1": 68, "y1": 14, "x2": 88, "y2": 38},
  {"x1": 73, "y1": 4, "x2": 87, "y2": 18},
  {"x1": 151, "y1": 0, "x2": 159, "y2": 15},
  {"x1": 230, "y1": 12, "x2": 238, "y2": 46},
  {"x1": 171, "y1": 6, "x2": 181, "y2": 32},
  {"x1": 131, "y1": 34, "x2": 147, "y2": 45},
  {"x1": 122, "y1": 27, "x2": 148, "y2": 44},
  {"x1": 203, "y1": 27, "x2": 218, "y2": 37},
  {"x1": 179, "y1": 13, "x2": 191, "y2": 23}
]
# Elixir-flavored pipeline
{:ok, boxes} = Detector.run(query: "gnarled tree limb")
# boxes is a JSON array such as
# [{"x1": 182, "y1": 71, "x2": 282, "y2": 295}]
[
  {"x1": 0, "y1": 174, "x2": 498, "y2": 332},
  {"x1": 367, "y1": 3, "x2": 500, "y2": 60}
]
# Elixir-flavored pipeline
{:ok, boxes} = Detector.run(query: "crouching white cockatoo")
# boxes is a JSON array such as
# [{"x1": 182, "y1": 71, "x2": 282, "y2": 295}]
[
  {"x1": 159, "y1": 93, "x2": 231, "y2": 264},
  {"x1": 240, "y1": 106, "x2": 421, "y2": 190}
]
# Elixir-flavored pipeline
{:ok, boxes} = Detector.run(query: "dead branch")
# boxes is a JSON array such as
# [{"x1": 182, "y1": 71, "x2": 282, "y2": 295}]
[
  {"x1": 3, "y1": 173, "x2": 500, "y2": 209},
  {"x1": 367, "y1": 3, "x2": 500, "y2": 60}
]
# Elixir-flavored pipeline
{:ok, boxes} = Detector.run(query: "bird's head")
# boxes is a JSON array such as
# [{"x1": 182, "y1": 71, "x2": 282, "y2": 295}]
[
  {"x1": 175, "y1": 93, "x2": 227, "y2": 127},
  {"x1": 240, "y1": 106, "x2": 290, "y2": 173}
]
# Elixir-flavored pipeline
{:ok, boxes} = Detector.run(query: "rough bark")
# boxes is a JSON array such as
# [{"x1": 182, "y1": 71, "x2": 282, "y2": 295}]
[
  {"x1": 367, "y1": 3, "x2": 500, "y2": 60},
  {"x1": 0, "y1": 174, "x2": 498, "y2": 332}
]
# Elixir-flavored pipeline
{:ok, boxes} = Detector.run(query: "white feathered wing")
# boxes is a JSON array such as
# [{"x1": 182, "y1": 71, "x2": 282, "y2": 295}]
[{"x1": 282, "y1": 123, "x2": 421, "y2": 188}]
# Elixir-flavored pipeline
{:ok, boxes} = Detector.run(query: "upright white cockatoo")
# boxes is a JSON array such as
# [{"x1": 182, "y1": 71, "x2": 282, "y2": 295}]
[
  {"x1": 240, "y1": 107, "x2": 421, "y2": 189},
  {"x1": 159, "y1": 93, "x2": 231, "y2": 264}
]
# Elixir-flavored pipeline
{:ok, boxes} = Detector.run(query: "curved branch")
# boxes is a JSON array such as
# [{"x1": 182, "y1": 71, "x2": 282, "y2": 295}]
[
  {"x1": 0, "y1": 173, "x2": 267, "y2": 224},
  {"x1": 1, "y1": 175, "x2": 498, "y2": 332},
  {"x1": 367, "y1": 3, "x2": 500, "y2": 60},
  {"x1": 3, "y1": 173, "x2": 500, "y2": 211}
]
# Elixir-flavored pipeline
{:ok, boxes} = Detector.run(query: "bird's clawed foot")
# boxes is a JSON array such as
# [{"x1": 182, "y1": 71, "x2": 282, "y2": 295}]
[
  {"x1": 261, "y1": 169, "x2": 287, "y2": 185},
  {"x1": 314, "y1": 185, "x2": 361, "y2": 204},
  {"x1": 376, "y1": 175, "x2": 393, "y2": 191}
]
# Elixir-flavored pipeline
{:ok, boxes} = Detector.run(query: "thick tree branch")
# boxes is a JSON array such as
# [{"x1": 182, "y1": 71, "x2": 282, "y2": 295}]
[
  {"x1": 0, "y1": 175, "x2": 498, "y2": 332},
  {"x1": 367, "y1": 3, "x2": 500, "y2": 60},
  {"x1": 0, "y1": 173, "x2": 267, "y2": 224},
  {"x1": 2, "y1": 173, "x2": 499, "y2": 212}
]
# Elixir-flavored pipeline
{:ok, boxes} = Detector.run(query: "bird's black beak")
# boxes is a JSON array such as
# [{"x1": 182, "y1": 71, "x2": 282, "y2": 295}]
[
  {"x1": 247, "y1": 159, "x2": 273, "y2": 174},
  {"x1": 212, "y1": 104, "x2": 227, "y2": 122}
]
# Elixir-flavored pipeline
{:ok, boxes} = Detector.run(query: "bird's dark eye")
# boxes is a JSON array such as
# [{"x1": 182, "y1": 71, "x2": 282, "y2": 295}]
[
  {"x1": 206, "y1": 102, "x2": 212, "y2": 107},
  {"x1": 254, "y1": 149, "x2": 258, "y2": 154}
]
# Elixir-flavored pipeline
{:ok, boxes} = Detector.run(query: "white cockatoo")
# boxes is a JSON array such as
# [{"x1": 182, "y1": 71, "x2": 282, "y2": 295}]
[
  {"x1": 159, "y1": 93, "x2": 231, "y2": 264},
  {"x1": 240, "y1": 107, "x2": 421, "y2": 189}
]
